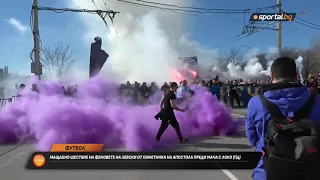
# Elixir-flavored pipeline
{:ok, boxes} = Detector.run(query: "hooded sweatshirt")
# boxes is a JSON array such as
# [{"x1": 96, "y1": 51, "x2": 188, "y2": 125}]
[{"x1": 246, "y1": 85, "x2": 320, "y2": 180}]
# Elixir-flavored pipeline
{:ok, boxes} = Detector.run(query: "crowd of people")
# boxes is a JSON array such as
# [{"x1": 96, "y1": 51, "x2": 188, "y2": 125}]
[
  {"x1": 0, "y1": 72, "x2": 319, "y2": 109},
  {"x1": 117, "y1": 78, "x2": 260, "y2": 108},
  {"x1": 116, "y1": 73, "x2": 320, "y2": 108}
]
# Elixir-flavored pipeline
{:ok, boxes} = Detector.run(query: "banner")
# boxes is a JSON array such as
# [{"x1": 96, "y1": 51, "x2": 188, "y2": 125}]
[
  {"x1": 89, "y1": 38, "x2": 109, "y2": 78},
  {"x1": 179, "y1": 56, "x2": 198, "y2": 65},
  {"x1": 26, "y1": 151, "x2": 261, "y2": 169},
  {"x1": 178, "y1": 56, "x2": 199, "y2": 79}
]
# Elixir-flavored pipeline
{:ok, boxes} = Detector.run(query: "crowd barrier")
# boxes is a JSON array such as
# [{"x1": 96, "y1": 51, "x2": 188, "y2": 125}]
[{"x1": 0, "y1": 95, "x2": 19, "y2": 108}]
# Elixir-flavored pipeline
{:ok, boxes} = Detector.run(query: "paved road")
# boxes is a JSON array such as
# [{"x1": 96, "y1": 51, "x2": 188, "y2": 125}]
[{"x1": 0, "y1": 109, "x2": 252, "y2": 180}]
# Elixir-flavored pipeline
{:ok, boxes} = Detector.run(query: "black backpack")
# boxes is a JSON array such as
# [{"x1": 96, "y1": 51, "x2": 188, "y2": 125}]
[{"x1": 259, "y1": 93, "x2": 320, "y2": 180}]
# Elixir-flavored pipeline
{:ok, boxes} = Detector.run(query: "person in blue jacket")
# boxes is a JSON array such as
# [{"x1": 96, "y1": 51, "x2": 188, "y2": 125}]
[
  {"x1": 176, "y1": 80, "x2": 188, "y2": 98},
  {"x1": 245, "y1": 57, "x2": 320, "y2": 180},
  {"x1": 209, "y1": 78, "x2": 220, "y2": 100},
  {"x1": 176, "y1": 80, "x2": 191, "y2": 104},
  {"x1": 240, "y1": 81, "x2": 249, "y2": 108}
]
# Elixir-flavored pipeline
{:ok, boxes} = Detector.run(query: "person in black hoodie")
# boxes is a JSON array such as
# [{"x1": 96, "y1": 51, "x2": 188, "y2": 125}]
[
  {"x1": 64, "y1": 85, "x2": 77, "y2": 97},
  {"x1": 31, "y1": 84, "x2": 39, "y2": 93},
  {"x1": 125, "y1": 81, "x2": 132, "y2": 90},
  {"x1": 155, "y1": 82, "x2": 188, "y2": 143},
  {"x1": 160, "y1": 82, "x2": 169, "y2": 94},
  {"x1": 132, "y1": 82, "x2": 140, "y2": 104},
  {"x1": 140, "y1": 82, "x2": 149, "y2": 99},
  {"x1": 149, "y1": 82, "x2": 158, "y2": 96},
  {"x1": 229, "y1": 81, "x2": 241, "y2": 108},
  {"x1": 16, "y1": 84, "x2": 26, "y2": 97},
  {"x1": 118, "y1": 83, "x2": 125, "y2": 96}
]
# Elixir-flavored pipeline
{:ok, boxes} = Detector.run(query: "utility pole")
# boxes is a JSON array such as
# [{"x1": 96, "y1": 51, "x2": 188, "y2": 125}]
[
  {"x1": 31, "y1": 0, "x2": 42, "y2": 79},
  {"x1": 29, "y1": 2, "x2": 119, "y2": 80},
  {"x1": 277, "y1": 0, "x2": 282, "y2": 54}
]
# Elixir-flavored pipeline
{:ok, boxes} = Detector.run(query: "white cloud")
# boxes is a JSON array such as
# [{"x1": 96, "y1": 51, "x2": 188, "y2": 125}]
[{"x1": 7, "y1": 18, "x2": 27, "y2": 34}]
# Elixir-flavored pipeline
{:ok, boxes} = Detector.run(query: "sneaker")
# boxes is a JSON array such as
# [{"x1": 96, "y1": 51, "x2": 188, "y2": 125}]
[{"x1": 180, "y1": 138, "x2": 189, "y2": 143}]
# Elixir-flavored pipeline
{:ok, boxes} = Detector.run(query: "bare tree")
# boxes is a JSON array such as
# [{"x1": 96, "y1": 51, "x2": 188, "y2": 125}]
[
  {"x1": 311, "y1": 40, "x2": 320, "y2": 63},
  {"x1": 40, "y1": 42, "x2": 74, "y2": 77},
  {"x1": 310, "y1": 34, "x2": 320, "y2": 49},
  {"x1": 301, "y1": 49, "x2": 319, "y2": 78},
  {"x1": 218, "y1": 48, "x2": 243, "y2": 66},
  {"x1": 308, "y1": 35, "x2": 320, "y2": 72},
  {"x1": 227, "y1": 48, "x2": 243, "y2": 65},
  {"x1": 315, "y1": 45, "x2": 320, "y2": 54},
  {"x1": 279, "y1": 46, "x2": 302, "y2": 59},
  {"x1": 312, "y1": 45, "x2": 320, "y2": 66}
]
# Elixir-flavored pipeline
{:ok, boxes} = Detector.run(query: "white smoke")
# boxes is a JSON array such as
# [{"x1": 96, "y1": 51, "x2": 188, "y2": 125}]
[
  {"x1": 244, "y1": 48, "x2": 259, "y2": 60},
  {"x1": 63, "y1": 0, "x2": 285, "y2": 83},
  {"x1": 261, "y1": 60, "x2": 273, "y2": 76},
  {"x1": 105, "y1": 14, "x2": 180, "y2": 82},
  {"x1": 295, "y1": 55, "x2": 304, "y2": 83},
  {"x1": 210, "y1": 47, "x2": 278, "y2": 80},
  {"x1": 260, "y1": 47, "x2": 280, "y2": 76},
  {"x1": 68, "y1": 0, "x2": 219, "y2": 84},
  {"x1": 227, "y1": 63, "x2": 243, "y2": 78},
  {"x1": 224, "y1": 57, "x2": 264, "y2": 80},
  {"x1": 243, "y1": 57, "x2": 264, "y2": 77}
]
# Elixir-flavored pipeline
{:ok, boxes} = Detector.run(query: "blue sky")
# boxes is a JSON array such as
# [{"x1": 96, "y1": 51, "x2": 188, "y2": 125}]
[{"x1": 0, "y1": 0, "x2": 319, "y2": 75}]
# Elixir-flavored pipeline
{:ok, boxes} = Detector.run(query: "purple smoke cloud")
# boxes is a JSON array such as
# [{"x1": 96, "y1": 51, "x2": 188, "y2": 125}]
[{"x1": 0, "y1": 76, "x2": 243, "y2": 151}]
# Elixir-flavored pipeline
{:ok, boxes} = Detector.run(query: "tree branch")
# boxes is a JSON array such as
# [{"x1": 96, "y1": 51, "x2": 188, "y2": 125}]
[{"x1": 40, "y1": 42, "x2": 74, "y2": 77}]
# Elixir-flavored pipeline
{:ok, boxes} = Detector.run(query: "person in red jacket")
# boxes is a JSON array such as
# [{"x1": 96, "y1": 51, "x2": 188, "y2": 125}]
[{"x1": 308, "y1": 76, "x2": 318, "y2": 93}]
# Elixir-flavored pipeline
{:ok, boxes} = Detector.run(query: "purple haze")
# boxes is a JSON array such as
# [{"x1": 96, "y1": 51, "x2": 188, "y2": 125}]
[{"x1": 0, "y1": 76, "x2": 243, "y2": 151}]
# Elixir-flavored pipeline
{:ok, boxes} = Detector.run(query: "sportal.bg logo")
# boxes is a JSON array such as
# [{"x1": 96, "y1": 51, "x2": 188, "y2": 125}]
[{"x1": 250, "y1": 13, "x2": 296, "y2": 21}]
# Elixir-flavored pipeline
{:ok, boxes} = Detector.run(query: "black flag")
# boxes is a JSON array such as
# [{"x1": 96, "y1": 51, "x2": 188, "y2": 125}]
[{"x1": 89, "y1": 37, "x2": 109, "y2": 78}]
